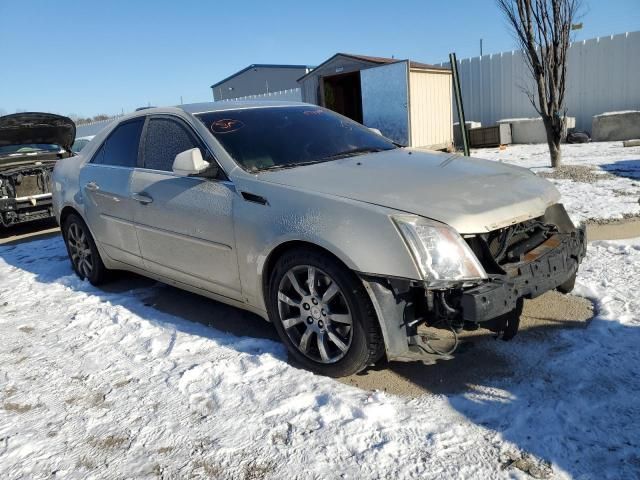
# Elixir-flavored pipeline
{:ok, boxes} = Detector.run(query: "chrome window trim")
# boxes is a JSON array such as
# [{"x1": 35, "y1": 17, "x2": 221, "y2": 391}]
[
  {"x1": 131, "y1": 166, "x2": 234, "y2": 186},
  {"x1": 84, "y1": 163, "x2": 135, "y2": 172}
]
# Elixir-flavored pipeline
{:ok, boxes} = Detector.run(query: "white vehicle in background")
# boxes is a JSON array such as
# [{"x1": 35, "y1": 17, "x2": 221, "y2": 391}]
[{"x1": 71, "y1": 135, "x2": 94, "y2": 153}]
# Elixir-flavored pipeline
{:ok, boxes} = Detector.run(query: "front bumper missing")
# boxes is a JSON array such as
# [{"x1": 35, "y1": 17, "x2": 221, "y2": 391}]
[
  {"x1": 362, "y1": 226, "x2": 587, "y2": 363},
  {"x1": 459, "y1": 228, "x2": 586, "y2": 323}
]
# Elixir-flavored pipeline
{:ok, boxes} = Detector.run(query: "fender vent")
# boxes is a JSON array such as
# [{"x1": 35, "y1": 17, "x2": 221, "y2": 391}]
[{"x1": 241, "y1": 191, "x2": 268, "y2": 205}]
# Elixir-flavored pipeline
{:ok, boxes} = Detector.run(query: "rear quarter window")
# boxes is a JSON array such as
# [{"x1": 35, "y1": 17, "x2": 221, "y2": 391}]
[{"x1": 92, "y1": 118, "x2": 144, "y2": 167}]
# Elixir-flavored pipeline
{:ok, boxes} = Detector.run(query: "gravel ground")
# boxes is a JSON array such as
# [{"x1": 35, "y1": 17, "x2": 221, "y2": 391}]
[
  {"x1": 537, "y1": 165, "x2": 615, "y2": 183},
  {"x1": 340, "y1": 291, "x2": 594, "y2": 398},
  {"x1": 586, "y1": 212, "x2": 640, "y2": 225}
]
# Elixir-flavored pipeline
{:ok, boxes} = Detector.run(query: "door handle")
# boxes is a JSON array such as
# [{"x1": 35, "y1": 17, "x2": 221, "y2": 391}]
[
  {"x1": 131, "y1": 192, "x2": 153, "y2": 205},
  {"x1": 85, "y1": 181, "x2": 100, "y2": 191}
]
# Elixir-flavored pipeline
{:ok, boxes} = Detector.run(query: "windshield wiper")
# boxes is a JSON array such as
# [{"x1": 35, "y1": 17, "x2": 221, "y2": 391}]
[
  {"x1": 252, "y1": 159, "x2": 332, "y2": 173},
  {"x1": 319, "y1": 147, "x2": 388, "y2": 161},
  {"x1": 251, "y1": 147, "x2": 392, "y2": 173}
]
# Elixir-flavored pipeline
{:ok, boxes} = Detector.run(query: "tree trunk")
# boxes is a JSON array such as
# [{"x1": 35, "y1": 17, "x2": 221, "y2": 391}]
[
  {"x1": 548, "y1": 138, "x2": 562, "y2": 168},
  {"x1": 542, "y1": 116, "x2": 563, "y2": 168}
]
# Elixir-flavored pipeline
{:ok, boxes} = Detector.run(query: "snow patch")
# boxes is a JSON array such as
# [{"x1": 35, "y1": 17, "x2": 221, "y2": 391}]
[{"x1": 473, "y1": 141, "x2": 640, "y2": 223}]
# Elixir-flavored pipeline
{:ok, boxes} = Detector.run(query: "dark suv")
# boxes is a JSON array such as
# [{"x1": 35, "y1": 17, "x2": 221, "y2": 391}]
[{"x1": 0, "y1": 113, "x2": 75, "y2": 227}]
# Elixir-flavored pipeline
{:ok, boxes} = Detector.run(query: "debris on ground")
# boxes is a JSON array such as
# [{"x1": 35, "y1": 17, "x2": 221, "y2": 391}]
[
  {"x1": 537, "y1": 165, "x2": 613, "y2": 183},
  {"x1": 500, "y1": 450, "x2": 553, "y2": 479}
]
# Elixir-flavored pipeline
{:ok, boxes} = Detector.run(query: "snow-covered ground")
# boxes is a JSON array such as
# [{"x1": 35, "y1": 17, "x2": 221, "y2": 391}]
[
  {"x1": 473, "y1": 141, "x2": 640, "y2": 224},
  {"x1": 1, "y1": 234, "x2": 639, "y2": 478}
]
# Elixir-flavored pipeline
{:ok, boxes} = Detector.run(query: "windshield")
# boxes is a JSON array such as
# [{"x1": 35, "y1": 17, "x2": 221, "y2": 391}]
[
  {"x1": 0, "y1": 144, "x2": 62, "y2": 156},
  {"x1": 196, "y1": 106, "x2": 397, "y2": 171}
]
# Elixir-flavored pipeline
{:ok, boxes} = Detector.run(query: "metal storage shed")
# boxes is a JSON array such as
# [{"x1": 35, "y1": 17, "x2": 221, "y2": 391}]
[{"x1": 298, "y1": 53, "x2": 453, "y2": 149}]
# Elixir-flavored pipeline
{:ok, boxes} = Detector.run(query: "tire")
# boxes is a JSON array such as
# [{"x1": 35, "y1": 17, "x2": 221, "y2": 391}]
[
  {"x1": 557, "y1": 272, "x2": 576, "y2": 294},
  {"x1": 62, "y1": 213, "x2": 109, "y2": 285},
  {"x1": 267, "y1": 248, "x2": 384, "y2": 377}
]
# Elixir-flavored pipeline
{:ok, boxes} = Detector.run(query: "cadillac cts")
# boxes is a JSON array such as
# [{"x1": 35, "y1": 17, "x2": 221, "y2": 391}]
[{"x1": 52, "y1": 102, "x2": 586, "y2": 377}]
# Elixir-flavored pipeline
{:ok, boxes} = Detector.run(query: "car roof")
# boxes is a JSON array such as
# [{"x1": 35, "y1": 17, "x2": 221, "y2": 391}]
[
  {"x1": 106, "y1": 101, "x2": 312, "y2": 126},
  {"x1": 178, "y1": 100, "x2": 310, "y2": 115}
]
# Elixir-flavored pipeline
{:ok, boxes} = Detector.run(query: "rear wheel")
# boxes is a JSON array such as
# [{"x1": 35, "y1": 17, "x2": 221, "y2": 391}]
[
  {"x1": 62, "y1": 214, "x2": 109, "y2": 285},
  {"x1": 267, "y1": 248, "x2": 384, "y2": 377}
]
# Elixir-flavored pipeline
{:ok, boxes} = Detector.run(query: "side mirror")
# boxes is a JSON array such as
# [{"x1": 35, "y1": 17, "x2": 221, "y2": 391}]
[
  {"x1": 172, "y1": 148, "x2": 210, "y2": 176},
  {"x1": 368, "y1": 127, "x2": 383, "y2": 136}
]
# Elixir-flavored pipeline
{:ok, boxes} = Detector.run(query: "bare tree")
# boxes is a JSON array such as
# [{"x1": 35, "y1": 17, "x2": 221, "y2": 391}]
[{"x1": 497, "y1": 0, "x2": 582, "y2": 167}]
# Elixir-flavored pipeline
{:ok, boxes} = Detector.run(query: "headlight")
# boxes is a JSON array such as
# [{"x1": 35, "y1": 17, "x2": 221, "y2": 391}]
[{"x1": 392, "y1": 215, "x2": 487, "y2": 286}]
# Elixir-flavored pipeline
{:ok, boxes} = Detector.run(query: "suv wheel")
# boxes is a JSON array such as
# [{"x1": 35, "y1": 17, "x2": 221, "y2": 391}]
[
  {"x1": 62, "y1": 214, "x2": 109, "y2": 285},
  {"x1": 267, "y1": 248, "x2": 384, "y2": 377}
]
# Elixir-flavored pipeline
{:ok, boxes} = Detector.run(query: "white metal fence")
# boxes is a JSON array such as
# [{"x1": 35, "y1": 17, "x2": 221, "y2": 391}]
[
  {"x1": 75, "y1": 116, "x2": 123, "y2": 137},
  {"x1": 217, "y1": 88, "x2": 302, "y2": 103},
  {"x1": 440, "y1": 31, "x2": 640, "y2": 132}
]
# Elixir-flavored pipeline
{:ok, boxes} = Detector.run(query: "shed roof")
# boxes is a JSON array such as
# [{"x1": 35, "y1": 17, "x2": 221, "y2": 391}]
[
  {"x1": 210, "y1": 64, "x2": 313, "y2": 89},
  {"x1": 298, "y1": 53, "x2": 449, "y2": 81}
]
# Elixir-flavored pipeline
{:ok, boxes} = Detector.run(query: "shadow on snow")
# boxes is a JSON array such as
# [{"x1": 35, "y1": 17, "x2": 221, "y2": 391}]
[{"x1": 600, "y1": 158, "x2": 640, "y2": 180}]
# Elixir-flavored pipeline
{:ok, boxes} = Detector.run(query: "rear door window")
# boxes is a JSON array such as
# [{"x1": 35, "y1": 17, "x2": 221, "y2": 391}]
[
  {"x1": 93, "y1": 118, "x2": 144, "y2": 167},
  {"x1": 142, "y1": 117, "x2": 201, "y2": 172}
]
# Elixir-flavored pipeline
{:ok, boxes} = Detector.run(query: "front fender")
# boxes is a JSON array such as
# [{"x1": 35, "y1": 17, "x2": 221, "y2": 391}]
[{"x1": 232, "y1": 177, "x2": 421, "y2": 312}]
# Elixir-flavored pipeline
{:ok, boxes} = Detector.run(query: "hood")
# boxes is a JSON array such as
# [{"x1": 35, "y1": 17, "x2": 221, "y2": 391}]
[
  {"x1": 257, "y1": 149, "x2": 561, "y2": 234},
  {"x1": 0, "y1": 112, "x2": 76, "y2": 151}
]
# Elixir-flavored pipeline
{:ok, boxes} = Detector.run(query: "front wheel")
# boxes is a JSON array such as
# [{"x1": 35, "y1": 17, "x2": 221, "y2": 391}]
[
  {"x1": 62, "y1": 214, "x2": 109, "y2": 285},
  {"x1": 267, "y1": 248, "x2": 384, "y2": 377},
  {"x1": 557, "y1": 272, "x2": 576, "y2": 294}
]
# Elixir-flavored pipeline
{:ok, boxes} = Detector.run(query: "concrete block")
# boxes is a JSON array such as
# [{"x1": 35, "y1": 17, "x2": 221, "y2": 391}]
[
  {"x1": 497, "y1": 117, "x2": 575, "y2": 144},
  {"x1": 592, "y1": 111, "x2": 640, "y2": 142},
  {"x1": 623, "y1": 139, "x2": 640, "y2": 147}
]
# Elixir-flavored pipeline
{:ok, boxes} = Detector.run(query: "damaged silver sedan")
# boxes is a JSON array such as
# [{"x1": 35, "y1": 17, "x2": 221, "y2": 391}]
[{"x1": 52, "y1": 102, "x2": 586, "y2": 377}]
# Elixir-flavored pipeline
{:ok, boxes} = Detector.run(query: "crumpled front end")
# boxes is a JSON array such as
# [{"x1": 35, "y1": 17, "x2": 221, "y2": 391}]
[
  {"x1": 459, "y1": 224, "x2": 585, "y2": 325},
  {"x1": 362, "y1": 203, "x2": 587, "y2": 362}
]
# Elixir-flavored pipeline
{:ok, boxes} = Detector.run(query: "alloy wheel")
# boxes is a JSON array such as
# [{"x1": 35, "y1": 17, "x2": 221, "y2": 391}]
[
  {"x1": 67, "y1": 223, "x2": 93, "y2": 278},
  {"x1": 277, "y1": 265, "x2": 353, "y2": 364}
]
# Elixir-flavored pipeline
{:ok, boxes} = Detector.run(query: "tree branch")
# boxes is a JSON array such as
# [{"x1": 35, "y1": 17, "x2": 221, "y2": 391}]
[{"x1": 496, "y1": 0, "x2": 582, "y2": 167}]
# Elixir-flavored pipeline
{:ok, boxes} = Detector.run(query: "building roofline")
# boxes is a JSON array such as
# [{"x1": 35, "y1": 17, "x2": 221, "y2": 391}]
[
  {"x1": 210, "y1": 64, "x2": 314, "y2": 89},
  {"x1": 297, "y1": 52, "x2": 449, "y2": 82},
  {"x1": 296, "y1": 53, "x2": 375, "y2": 81}
]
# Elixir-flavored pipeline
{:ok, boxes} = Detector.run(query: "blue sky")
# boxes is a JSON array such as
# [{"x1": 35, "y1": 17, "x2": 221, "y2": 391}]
[{"x1": 1, "y1": 0, "x2": 638, "y2": 117}]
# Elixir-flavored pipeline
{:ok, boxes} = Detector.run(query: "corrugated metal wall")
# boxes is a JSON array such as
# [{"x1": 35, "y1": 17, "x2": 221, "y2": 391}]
[
  {"x1": 216, "y1": 88, "x2": 302, "y2": 102},
  {"x1": 361, "y1": 61, "x2": 410, "y2": 146},
  {"x1": 212, "y1": 67, "x2": 308, "y2": 101},
  {"x1": 409, "y1": 70, "x2": 453, "y2": 148},
  {"x1": 440, "y1": 31, "x2": 640, "y2": 132}
]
